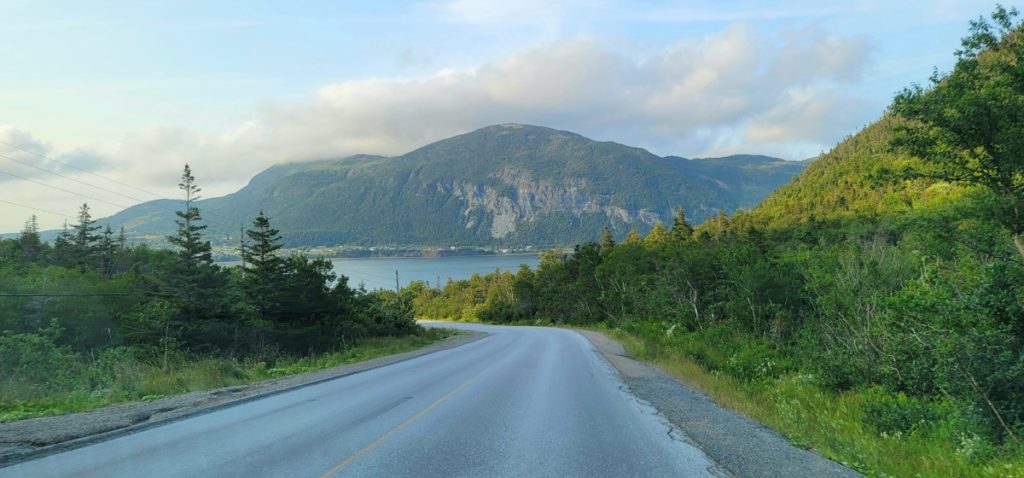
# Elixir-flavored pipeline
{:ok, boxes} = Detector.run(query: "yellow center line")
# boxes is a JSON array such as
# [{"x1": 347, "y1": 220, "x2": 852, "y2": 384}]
[{"x1": 319, "y1": 365, "x2": 491, "y2": 478}]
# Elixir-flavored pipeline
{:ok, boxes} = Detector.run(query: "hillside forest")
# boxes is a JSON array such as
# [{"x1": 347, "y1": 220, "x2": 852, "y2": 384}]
[{"x1": 409, "y1": 8, "x2": 1024, "y2": 476}]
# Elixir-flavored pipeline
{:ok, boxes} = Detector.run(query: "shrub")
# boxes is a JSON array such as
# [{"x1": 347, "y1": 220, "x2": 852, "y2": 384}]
[
  {"x1": 0, "y1": 330, "x2": 85, "y2": 401},
  {"x1": 862, "y1": 386, "x2": 938, "y2": 435}
]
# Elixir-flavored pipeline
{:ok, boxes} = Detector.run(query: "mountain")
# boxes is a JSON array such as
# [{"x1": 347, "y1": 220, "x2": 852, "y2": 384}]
[
  {"x1": 101, "y1": 124, "x2": 806, "y2": 247},
  {"x1": 749, "y1": 116, "x2": 943, "y2": 227}
]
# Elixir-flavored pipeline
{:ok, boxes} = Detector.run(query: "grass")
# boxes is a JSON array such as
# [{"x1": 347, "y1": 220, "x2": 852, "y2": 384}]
[
  {"x1": 0, "y1": 329, "x2": 457, "y2": 423},
  {"x1": 593, "y1": 325, "x2": 1024, "y2": 478}
]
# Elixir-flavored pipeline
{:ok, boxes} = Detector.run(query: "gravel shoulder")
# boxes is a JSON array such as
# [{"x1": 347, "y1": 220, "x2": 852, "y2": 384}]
[
  {"x1": 0, "y1": 330, "x2": 485, "y2": 467},
  {"x1": 577, "y1": 329, "x2": 861, "y2": 478}
]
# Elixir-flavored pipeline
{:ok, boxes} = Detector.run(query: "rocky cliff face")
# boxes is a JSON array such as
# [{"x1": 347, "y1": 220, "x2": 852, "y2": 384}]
[{"x1": 444, "y1": 167, "x2": 663, "y2": 239}]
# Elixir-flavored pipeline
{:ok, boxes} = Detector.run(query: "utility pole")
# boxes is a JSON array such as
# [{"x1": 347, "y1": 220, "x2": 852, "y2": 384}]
[{"x1": 395, "y1": 270, "x2": 400, "y2": 293}]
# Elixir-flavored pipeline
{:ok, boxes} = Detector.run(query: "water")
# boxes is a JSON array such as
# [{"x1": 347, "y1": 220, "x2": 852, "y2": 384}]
[
  {"x1": 332, "y1": 254, "x2": 540, "y2": 290},
  {"x1": 221, "y1": 254, "x2": 540, "y2": 291}
]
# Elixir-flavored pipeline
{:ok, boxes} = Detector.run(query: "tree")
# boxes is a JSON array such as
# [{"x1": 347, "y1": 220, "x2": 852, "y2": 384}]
[
  {"x1": 623, "y1": 227, "x2": 642, "y2": 244},
  {"x1": 164, "y1": 165, "x2": 226, "y2": 345},
  {"x1": 117, "y1": 226, "x2": 127, "y2": 251},
  {"x1": 70, "y1": 203, "x2": 101, "y2": 269},
  {"x1": 671, "y1": 207, "x2": 693, "y2": 241},
  {"x1": 243, "y1": 211, "x2": 286, "y2": 317},
  {"x1": 600, "y1": 226, "x2": 616, "y2": 250},
  {"x1": 892, "y1": 6, "x2": 1024, "y2": 258},
  {"x1": 51, "y1": 221, "x2": 74, "y2": 267},
  {"x1": 645, "y1": 221, "x2": 670, "y2": 245},
  {"x1": 17, "y1": 215, "x2": 43, "y2": 263},
  {"x1": 100, "y1": 225, "x2": 116, "y2": 278},
  {"x1": 167, "y1": 164, "x2": 212, "y2": 268}
]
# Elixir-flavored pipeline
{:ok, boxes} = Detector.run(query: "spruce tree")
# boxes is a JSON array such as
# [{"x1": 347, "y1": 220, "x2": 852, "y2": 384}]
[
  {"x1": 100, "y1": 225, "x2": 116, "y2": 277},
  {"x1": 71, "y1": 203, "x2": 101, "y2": 269},
  {"x1": 645, "y1": 222, "x2": 670, "y2": 245},
  {"x1": 167, "y1": 164, "x2": 212, "y2": 268},
  {"x1": 243, "y1": 211, "x2": 286, "y2": 317},
  {"x1": 165, "y1": 165, "x2": 225, "y2": 341},
  {"x1": 118, "y1": 226, "x2": 127, "y2": 250},
  {"x1": 51, "y1": 220, "x2": 74, "y2": 267},
  {"x1": 671, "y1": 207, "x2": 693, "y2": 241},
  {"x1": 624, "y1": 227, "x2": 642, "y2": 244},
  {"x1": 600, "y1": 226, "x2": 616, "y2": 250},
  {"x1": 17, "y1": 215, "x2": 43, "y2": 263}
]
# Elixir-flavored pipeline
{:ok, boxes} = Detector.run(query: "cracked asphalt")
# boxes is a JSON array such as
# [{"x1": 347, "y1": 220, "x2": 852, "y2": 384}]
[{"x1": 3, "y1": 323, "x2": 723, "y2": 478}]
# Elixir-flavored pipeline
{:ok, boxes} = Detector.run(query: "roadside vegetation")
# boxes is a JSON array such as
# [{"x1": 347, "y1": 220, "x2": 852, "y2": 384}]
[
  {"x1": 0, "y1": 167, "x2": 427, "y2": 422},
  {"x1": 409, "y1": 8, "x2": 1024, "y2": 477}
]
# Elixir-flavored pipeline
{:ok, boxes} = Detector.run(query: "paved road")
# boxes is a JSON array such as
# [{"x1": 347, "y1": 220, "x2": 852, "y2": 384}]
[{"x1": 3, "y1": 323, "x2": 721, "y2": 478}]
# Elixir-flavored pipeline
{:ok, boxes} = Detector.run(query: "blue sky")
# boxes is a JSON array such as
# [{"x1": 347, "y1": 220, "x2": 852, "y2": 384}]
[{"x1": 0, "y1": 0, "x2": 1012, "y2": 232}]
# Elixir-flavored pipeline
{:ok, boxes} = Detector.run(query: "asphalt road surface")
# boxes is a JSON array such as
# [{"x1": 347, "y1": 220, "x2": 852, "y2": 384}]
[{"x1": 3, "y1": 323, "x2": 722, "y2": 478}]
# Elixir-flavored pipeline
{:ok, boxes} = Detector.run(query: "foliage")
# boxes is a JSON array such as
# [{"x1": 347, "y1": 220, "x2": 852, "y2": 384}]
[
  {"x1": 407, "y1": 10, "x2": 1024, "y2": 474},
  {"x1": 0, "y1": 165, "x2": 423, "y2": 421}
]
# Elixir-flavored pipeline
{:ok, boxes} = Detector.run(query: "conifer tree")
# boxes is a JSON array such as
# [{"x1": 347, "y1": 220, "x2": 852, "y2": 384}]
[
  {"x1": 624, "y1": 227, "x2": 642, "y2": 244},
  {"x1": 645, "y1": 222, "x2": 670, "y2": 245},
  {"x1": 167, "y1": 164, "x2": 212, "y2": 269},
  {"x1": 17, "y1": 215, "x2": 43, "y2": 263},
  {"x1": 118, "y1": 226, "x2": 127, "y2": 250},
  {"x1": 165, "y1": 165, "x2": 225, "y2": 339},
  {"x1": 100, "y1": 225, "x2": 116, "y2": 277},
  {"x1": 600, "y1": 226, "x2": 616, "y2": 250},
  {"x1": 51, "y1": 220, "x2": 74, "y2": 267},
  {"x1": 243, "y1": 211, "x2": 287, "y2": 317},
  {"x1": 671, "y1": 207, "x2": 693, "y2": 241},
  {"x1": 71, "y1": 203, "x2": 101, "y2": 269}
]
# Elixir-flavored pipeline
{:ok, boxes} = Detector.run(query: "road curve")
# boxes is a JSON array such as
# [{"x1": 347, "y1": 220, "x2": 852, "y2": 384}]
[{"x1": 3, "y1": 323, "x2": 721, "y2": 478}]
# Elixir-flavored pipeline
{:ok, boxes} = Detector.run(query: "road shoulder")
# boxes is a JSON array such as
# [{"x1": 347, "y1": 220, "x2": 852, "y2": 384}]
[
  {"x1": 0, "y1": 330, "x2": 486, "y2": 467},
  {"x1": 576, "y1": 329, "x2": 861, "y2": 478}
]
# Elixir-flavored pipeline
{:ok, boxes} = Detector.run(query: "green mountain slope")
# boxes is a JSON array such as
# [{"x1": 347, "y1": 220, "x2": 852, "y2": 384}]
[
  {"x1": 748, "y1": 116, "x2": 943, "y2": 227},
  {"x1": 102, "y1": 124, "x2": 805, "y2": 247}
]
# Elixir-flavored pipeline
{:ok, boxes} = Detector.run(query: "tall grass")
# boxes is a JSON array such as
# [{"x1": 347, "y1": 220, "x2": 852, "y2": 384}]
[
  {"x1": 600, "y1": 326, "x2": 1024, "y2": 478},
  {"x1": 0, "y1": 329, "x2": 455, "y2": 422}
]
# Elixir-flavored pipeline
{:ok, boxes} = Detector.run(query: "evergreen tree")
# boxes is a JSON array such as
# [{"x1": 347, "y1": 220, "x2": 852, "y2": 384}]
[
  {"x1": 671, "y1": 207, "x2": 694, "y2": 241},
  {"x1": 100, "y1": 225, "x2": 116, "y2": 278},
  {"x1": 624, "y1": 227, "x2": 642, "y2": 244},
  {"x1": 600, "y1": 226, "x2": 616, "y2": 250},
  {"x1": 243, "y1": 211, "x2": 287, "y2": 317},
  {"x1": 51, "y1": 220, "x2": 74, "y2": 267},
  {"x1": 71, "y1": 203, "x2": 101, "y2": 269},
  {"x1": 164, "y1": 165, "x2": 227, "y2": 345},
  {"x1": 118, "y1": 226, "x2": 127, "y2": 250},
  {"x1": 167, "y1": 164, "x2": 212, "y2": 268},
  {"x1": 17, "y1": 215, "x2": 43, "y2": 263},
  {"x1": 645, "y1": 222, "x2": 670, "y2": 245}
]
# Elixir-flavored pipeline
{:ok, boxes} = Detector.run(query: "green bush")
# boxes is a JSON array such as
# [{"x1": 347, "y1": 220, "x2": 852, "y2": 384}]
[
  {"x1": 0, "y1": 330, "x2": 85, "y2": 401},
  {"x1": 862, "y1": 386, "x2": 938, "y2": 435}
]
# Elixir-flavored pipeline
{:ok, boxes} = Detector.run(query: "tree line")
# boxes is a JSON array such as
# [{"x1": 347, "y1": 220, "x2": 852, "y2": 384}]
[{"x1": 1, "y1": 164, "x2": 421, "y2": 402}]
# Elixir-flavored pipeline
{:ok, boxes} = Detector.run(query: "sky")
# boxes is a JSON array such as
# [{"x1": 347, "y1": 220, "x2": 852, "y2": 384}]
[{"x1": 0, "y1": 0, "x2": 1012, "y2": 233}]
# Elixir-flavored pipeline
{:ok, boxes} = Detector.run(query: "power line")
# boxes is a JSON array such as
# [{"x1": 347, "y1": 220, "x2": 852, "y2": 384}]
[
  {"x1": 0, "y1": 198, "x2": 72, "y2": 219},
  {"x1": 0, "y1": 152, "x2": 160, "y2": 207},
  {"x1": 0, "y1": 143, "x2": 244, "y2": 229},
  {"x1": 0, "y1": 152, "x2": 237, "y2": 231},
  {"x1": 0, "y1": 167, "x2": 135, "y2": 211},
  {"x1": 1, "y1": 140, "x2": 167, "y2": 200}
]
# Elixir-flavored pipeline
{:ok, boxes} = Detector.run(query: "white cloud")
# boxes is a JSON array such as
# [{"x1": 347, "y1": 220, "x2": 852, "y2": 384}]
[{"x1": 0, "y1": 22, "x2": 873, "y2": 232}]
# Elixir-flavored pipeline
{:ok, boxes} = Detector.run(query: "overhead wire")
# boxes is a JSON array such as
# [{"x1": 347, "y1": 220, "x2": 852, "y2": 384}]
[{"x1": 0, "y1": 146, "x2": 245, "y2": 232}]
